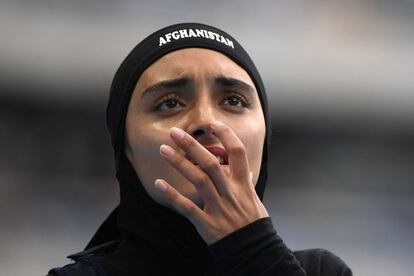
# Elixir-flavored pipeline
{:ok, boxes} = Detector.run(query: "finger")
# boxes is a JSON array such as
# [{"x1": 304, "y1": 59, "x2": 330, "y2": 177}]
[
  {"x1": 155, "y1": 178, "x2": 205, "y2": 223},
  {"x1": 210, "y1": 122, "x2": 250, "y2": 181},
  {"x1": 169, "y1": 127, "x2": 229, "y2": 195},
  {"x1": 159, "y1": 144, "x2": 220, "y2": 204}
]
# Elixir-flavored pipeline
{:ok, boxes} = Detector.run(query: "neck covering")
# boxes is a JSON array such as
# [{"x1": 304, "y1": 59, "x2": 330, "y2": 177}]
[{"x1": 86, "y1": 22, "x2": 272, "y2": 274}]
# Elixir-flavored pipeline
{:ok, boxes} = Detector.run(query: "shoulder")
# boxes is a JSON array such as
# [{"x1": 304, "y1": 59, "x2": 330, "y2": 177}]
[
  {"x1": 293, "y1": 248, "x2": 353, "y2": 276},
  {"x1": 47, "y1": 241, "x2": 120, "y2": 276},
  {"x1": 47, "y1": 255, "x2": 105, "y2": 276}
]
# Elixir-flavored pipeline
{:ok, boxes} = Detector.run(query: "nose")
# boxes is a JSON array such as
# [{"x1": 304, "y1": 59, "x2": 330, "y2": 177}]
[{"x1": 186, "y1": 103, "x2": 218, "y2": 142}]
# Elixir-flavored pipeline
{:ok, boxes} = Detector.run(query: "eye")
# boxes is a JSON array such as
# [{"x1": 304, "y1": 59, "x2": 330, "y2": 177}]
[
  {"x1": 222, "y1": 95, "x2": 249, "y2": 107},
  {"x1": 155, "y1": 94, "x2": 185, "y2": 111}
]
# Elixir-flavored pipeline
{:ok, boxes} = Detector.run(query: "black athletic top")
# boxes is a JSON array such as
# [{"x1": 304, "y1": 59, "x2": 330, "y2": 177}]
[{"x1": 48, "y1": 217, "x2": 352, "y2": 276}]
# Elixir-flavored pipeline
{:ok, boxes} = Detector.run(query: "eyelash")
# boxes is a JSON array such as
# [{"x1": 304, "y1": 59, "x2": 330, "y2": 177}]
[
  {"x1": 154, "y1": 94, "x2": 185, "y2": 111},
  {"x1": 222, "y1": 93, "x2": 251, "y2": 107},
  {"x1": 154, "y1": 92, "x2": 251, "y2": 112}
]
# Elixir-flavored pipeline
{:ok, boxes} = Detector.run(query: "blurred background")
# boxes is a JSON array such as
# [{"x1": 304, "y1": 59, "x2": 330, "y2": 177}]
[{"x1": 1, "y1": 0, "x2": 413, "y2": 275}]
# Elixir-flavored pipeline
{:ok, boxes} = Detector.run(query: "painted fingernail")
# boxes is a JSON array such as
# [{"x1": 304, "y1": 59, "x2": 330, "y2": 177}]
[
  {"x1": 170, "y1": 127, "x2": 185, "y2": 140},
  {"x1": 160, "y1": 144, "x2": 175, "y2": 157},
  {"x1": 155, "y1": 179, "x2": 167, "y2": 192}
]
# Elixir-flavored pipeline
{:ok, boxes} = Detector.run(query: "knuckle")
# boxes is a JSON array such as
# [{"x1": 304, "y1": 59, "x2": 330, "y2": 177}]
[
  {"x1": 195, "y1": 173, "x2": 210, "y2": 186},
  {"x1": 196, "y1": 178, "x2": 212, "y2": 194},
  {"x1": 168, "y1": 189, "x2": 179, "y2": 202},
  {"x1": 174, "y1": 153, "x2": 187, "y2": 164},
  {"x1": 183, "y1": 136, "x2": 195, "y2": 148},
  {"x1": 197, "y1": 183, "x2": 209, "y2": 194},
  {"x1": 180, "y1": 202, "x2": 196, "y2": 217},
  {"x1": 204, "y1": 158, "x2": 220, "y2": 171}
]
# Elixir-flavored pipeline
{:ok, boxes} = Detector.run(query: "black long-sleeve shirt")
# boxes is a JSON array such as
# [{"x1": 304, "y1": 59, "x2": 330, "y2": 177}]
[{"x1": 48, "y1": 218, "x2": 352, "y2": 276}]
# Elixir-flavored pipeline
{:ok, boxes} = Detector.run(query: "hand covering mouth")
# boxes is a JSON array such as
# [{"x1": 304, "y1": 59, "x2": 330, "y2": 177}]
[{"x1": 185, "y1": 146, "x2": 229, "y2": 165}]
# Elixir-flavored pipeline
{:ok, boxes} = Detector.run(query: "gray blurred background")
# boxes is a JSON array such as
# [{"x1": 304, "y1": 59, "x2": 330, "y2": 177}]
[{"x1": 1, "y1": 0, "x2": 413, "y2": 275}]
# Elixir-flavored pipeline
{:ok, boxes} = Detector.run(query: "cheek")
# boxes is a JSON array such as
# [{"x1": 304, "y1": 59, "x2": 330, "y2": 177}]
[
  {"x1": 128, "y1": 119, "x2": 172, "y2": 150},
  {"x1": 126, "y1": 125, "x2": 171, "y2": 176},
  {"x1": 244, "y1": 136, "x2": 264, "y2": 166},
  {"x1": 237, "y1": 120, "x2": 265, "y2": 163}
]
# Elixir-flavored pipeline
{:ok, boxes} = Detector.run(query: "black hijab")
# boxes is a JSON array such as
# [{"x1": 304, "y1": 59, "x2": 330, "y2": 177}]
[{"x1": 86, "y1": 22, "x2": 272, "y2": 274}]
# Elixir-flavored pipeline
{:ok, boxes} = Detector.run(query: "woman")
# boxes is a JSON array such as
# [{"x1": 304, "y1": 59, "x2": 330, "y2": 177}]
[{"x1": 48, "y1": 23, "x2": 352, "y2": 276}]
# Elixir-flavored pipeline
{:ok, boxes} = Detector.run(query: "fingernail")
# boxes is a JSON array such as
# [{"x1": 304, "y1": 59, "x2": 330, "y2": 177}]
[
  {"x1": 155, "y1": 179, "x2": 167, "y2": 192},
  {"x1": 160, "y1": 144, "x2": 175, "y2": 157},
  {"x1": 170, "y1": 127, "x2": 185, "y2": 140}
]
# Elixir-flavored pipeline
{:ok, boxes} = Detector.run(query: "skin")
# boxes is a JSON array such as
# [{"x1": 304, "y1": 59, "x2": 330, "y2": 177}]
[{"x1": 125, "y1": 48, "x2": 269, "y2": 244}]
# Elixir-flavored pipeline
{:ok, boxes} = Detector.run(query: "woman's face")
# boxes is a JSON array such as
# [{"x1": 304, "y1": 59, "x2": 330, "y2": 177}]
[{"x1": 125, "y1": 48, "x2": 266, "y2": 208}]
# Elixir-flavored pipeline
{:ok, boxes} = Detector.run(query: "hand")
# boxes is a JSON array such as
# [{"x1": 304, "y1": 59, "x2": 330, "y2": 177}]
[{"x1": 155, "y1": 122, "x2": 269, "y2": 245}]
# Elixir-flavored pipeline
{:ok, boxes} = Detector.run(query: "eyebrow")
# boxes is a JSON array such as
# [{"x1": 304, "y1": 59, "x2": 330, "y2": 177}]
[
  {"x1": 140, "y1": 75, "x2": 255, "y2": 98},
  {"x1": 214, "y1": 75, "x2": 255, "y2": 94},
  {"x1": 141, "y1": 77, "x2": 191, "y2": 98}
]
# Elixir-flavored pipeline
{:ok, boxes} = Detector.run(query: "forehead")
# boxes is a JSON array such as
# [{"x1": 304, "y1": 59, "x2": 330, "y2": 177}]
[{"x1": 135, "y1": 48, "x2": 255, "y2": 91}]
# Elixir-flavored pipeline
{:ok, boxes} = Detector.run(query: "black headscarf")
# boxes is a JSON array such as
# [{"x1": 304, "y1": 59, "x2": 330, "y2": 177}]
[{"x1": 86, "y1": 22, "x2": 272, "y2": 274}]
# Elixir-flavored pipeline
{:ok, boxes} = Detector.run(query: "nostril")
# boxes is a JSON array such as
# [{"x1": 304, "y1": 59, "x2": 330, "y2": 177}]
[{"x1": 192, "y1": 129, "x2": 205, "y2": 137}]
